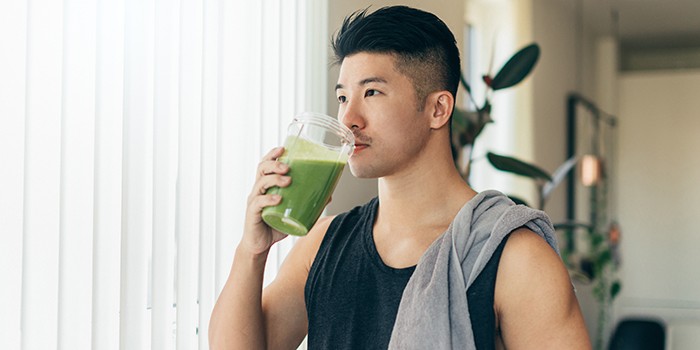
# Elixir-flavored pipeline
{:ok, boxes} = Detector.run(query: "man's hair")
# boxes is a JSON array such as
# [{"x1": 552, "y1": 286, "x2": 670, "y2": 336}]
[{"x1": 332, "y1": 6, "x2": 461, "y2": 109}]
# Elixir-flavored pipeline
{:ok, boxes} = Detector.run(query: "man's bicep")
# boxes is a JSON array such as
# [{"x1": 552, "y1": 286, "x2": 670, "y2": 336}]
[
  {"x1": 261, "y1": 216, "x2": 333, "y2": 350},
  {"x1": 261, "y1": 276, "x2": 308, "y2": 350},
  {"x1": 495, "y1": 229, "x2": 591, "y2": 349}
]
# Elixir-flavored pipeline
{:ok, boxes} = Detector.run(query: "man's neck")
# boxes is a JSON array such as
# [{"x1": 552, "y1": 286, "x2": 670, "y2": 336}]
[{"x1": 375, "y1": 154, "x2": 477, "y2": 233}]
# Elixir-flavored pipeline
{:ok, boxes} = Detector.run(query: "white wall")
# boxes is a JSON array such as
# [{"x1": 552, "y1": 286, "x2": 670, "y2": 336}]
[
  {"x1": 464, "y1": 0, "x2": 538, "y2": 204},
  {"x1": 531, "y1": 0, "x2": 599, "y2": 222},
  {"x1": 615, "y1": 69, "x2": 700, "y2": 324},
  {"x1": 325, "y1": 0, "x2": 466, "y2": 214}
]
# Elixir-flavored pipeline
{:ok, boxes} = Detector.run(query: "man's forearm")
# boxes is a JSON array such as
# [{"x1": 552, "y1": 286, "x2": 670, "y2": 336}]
[{"x1": 209, "y1": 245, "x2": 270, "y2": 350}]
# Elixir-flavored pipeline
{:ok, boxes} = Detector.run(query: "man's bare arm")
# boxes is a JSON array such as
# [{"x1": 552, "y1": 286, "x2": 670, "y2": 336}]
[
  {"x1": 208, "y1": 146, "x2": 330, "y2": 349},
  {"x1": 495, "y1": 228, "x2": 591, "y2": 349},
  {"x1": 208, "y1": 216, "x2": 330, "y2": 350},
  {"x1": 260, "y1": 216, "x2": 332, "y2": 349},
  {"x1": 209, "y1": 244, "x2": 271, "y2": 349}
]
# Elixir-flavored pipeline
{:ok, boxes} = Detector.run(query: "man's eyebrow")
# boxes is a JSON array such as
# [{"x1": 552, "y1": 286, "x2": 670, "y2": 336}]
[
  {"x1": 359, "y1": 77, "x2": 387, "y2": 86},
  {"x1": 335, "y1": 77, "x2": 388, "y2": 91}
]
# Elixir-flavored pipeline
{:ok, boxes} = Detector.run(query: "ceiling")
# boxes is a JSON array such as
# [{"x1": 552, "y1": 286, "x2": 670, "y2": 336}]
[{"x1": 582, "y1": 0, "x2": 700, "y2": 48}]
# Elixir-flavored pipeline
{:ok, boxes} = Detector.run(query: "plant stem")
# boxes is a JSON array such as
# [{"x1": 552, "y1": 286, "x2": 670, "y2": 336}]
[{"x1": 463, "y1": 144, "x2": 474, "y2": 184}]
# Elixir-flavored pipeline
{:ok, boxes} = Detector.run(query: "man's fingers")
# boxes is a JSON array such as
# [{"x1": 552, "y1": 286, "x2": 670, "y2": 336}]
[
  {"x1": 249, "y1": 174, "x2": 291, "y2": 201},
  {"x1": 263, "y1": 146, "x2": 285, "y2": 161},
  {"x1": 256, "y1": 148, "x2": 288, "y2": 179},
  {"x1": 249, "y1": 192, "x2": 282, "y2": 214}
]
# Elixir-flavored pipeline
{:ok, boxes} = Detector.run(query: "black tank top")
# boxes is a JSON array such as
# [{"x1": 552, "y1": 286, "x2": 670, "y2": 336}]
[{"x1": 305, "y1": 197, "x2": 508, "y2": 349}]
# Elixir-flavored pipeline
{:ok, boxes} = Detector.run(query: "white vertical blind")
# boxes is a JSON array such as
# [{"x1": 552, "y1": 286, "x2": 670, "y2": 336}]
[
  {"x1": 177, "y1": 0, "x2": 203, "y2": 348},
  {"x1": 151, "y1": 0, "x2": 180, "y2": 349},
  {"x1": 196, "y1": 0, "x2": 219, "y2": 347},
  {"x1": 58, "y1": 1, "x2": 97, "y2": 350},
  {"x1": 0, "y1": 0, "x2": 329, "y2": 348},
  {"x1": 120, "y1": 0, "x2": 155, "y2": 347},
  {"x1": 92, "y1": 0, "x2": 125, "y2": 348},
  {"x1": 22, "y1": 0, "x2": 63, "y2": 349},
  {"x1": 0, "y1": 1, "x2": 27, "y2": 349}
]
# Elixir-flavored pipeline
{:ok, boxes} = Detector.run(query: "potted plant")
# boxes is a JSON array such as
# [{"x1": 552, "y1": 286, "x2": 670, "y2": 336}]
[
  {"x1": 452, "y1": 42, "x2": 621, "y2": 350},
  {"x1": 451, "y1": 43, "x2": 540, "y2": 183}
]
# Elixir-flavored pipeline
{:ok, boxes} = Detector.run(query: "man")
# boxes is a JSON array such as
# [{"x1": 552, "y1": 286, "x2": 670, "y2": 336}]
[{"x1": 209, "y1": 6, "x2": 590, "y2": 349}]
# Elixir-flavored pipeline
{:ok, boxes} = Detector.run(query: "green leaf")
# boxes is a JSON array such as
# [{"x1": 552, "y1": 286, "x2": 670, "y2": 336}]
[
  {"x1": 480, "y1": 100, "x2": 492, "y2": 115},
  {"x1": 610, "y1": 280, "x2": 621, "y2": 300},
  {"x1": 591, "y1": 233, "x2": 605, "y2": 247},
  {"x1": 491, "y1": 43, "x2": 540, "y2": 90},
  {"x1": 596, "y1": 249, "x2": 612, "y2": 267},
  {"x1": 459, "y1": 72, "x2": 472, "y2": 95},
  {"x1": 487, "y1": 152, "x2": 552, "y2": 181},
  {"x1": 451, "y1": 108, "x2": 471, "y2": 131}
]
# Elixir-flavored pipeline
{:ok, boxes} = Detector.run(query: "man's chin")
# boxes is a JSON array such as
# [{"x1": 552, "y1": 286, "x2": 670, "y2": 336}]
[{"x1": 347, "y1": 163, "x2": 377, "y2": 179}]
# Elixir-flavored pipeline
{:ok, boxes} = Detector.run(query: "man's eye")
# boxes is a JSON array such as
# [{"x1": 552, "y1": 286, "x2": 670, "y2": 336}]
[
  {"x1": 365, "y1": 89, "x2": 378, "y2": 97},
  {"x1": 337, "y1": 95, "x2": 346, "y2": 103}
]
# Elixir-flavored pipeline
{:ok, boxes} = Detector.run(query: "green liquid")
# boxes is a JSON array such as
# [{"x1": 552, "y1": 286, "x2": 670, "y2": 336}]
[{"x1": 262, "y1": 158, "x2": 345, "y2": 236}]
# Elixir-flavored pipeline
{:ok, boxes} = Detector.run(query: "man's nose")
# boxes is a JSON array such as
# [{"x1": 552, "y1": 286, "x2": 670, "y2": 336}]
[{"x1": 339, "y1": 100, "x2": 364, "y2": 130}]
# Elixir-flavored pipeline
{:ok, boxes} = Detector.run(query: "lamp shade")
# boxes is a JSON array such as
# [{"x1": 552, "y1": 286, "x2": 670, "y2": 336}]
[{"x1": 580, "y1": 154, "x2": 602, "y2": 186}]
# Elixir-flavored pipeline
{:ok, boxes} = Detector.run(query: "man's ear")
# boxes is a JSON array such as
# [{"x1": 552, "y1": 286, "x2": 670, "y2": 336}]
[{"x1": 428, "y1": 91, "x2": 454, "y2": 130}]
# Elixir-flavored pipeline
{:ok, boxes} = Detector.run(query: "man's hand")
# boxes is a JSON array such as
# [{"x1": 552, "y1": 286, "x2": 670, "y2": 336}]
[
  {"x1": 210, "y1": 146, "x2": 333, "y2": 350},
  {"x1": 241, "y1": 146, "x2": 291, "y2": 256}
]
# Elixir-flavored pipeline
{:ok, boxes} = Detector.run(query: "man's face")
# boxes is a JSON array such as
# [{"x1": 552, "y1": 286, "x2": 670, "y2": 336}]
[{"x1": 335, "y1": 52, "x2": 433, "y2": 179}]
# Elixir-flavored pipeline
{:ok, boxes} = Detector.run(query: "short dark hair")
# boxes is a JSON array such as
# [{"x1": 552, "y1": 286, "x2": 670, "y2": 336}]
[{"x1": 332, "y1": 6, "x2": 460, "y2": 109}]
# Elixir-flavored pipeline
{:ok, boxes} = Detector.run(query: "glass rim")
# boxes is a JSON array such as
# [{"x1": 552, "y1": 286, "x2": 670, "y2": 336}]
[{"x1": 293, "y1": 112, "x2": 355, "y2": 146}]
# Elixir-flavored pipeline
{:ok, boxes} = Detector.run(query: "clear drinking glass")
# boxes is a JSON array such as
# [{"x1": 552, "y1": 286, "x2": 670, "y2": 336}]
[{"x1": 261, "y1": 112, "x2": 355, "y2": 236}]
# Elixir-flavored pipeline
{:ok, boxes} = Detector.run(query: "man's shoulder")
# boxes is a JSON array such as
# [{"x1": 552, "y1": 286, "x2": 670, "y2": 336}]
[
  {"x1": 499, "y1": 228, "x2": 557, "y2": 266},
  {"x1": 494, "y1": 227, "x2": 572, "y2": 309},
  {"x1": 493, "y1": 229, "x2": 591, "y2": 347}
]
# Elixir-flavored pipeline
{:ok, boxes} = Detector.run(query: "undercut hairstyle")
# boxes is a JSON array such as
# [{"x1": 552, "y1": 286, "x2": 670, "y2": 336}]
[{"x1": 332, "y1": 6, "x2": 461, "y2": 110}]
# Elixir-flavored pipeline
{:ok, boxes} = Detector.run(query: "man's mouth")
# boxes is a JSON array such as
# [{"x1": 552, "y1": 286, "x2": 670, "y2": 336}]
[
  {"x1": 353, "y1": 143, "x2": 368, "y2": 155},
  {"x1": 352, "y1": 133, "x2": 371, "y2": 155}
]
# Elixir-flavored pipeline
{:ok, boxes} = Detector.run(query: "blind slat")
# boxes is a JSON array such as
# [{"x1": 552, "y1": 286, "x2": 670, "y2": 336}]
[
  {"x1": 120, "y1": 0, "x2": 155, "y2": 348},
  {"x1": 151, "y1": 0, "x2": 180, "y2": 348},
  {"x1": 176, "y1": 0, "x2": 204, "y2": 347},
  {"x1": 295, "y1": 0, "x2": 306, "y2": 121},
  {"x1": 58, "y1": 0, "x2": 97, "y2": 348},
  {"x1": 0, "y1": 0, "x2": 27, "y2": 346},
  {"x1": 92, "y1": 0, "x2": 125, "y2": 348},
  {"x1": 21, "y1": 0, "x2": 63, "y2": 347},
  {"x1": 260, "y1": 0, "x2": 279, "y2": 151},
  {"x1": 215, "y1": 0, "x2": 256, "y2": 295},
  {"x1": 196, "y1": 0, "x2": 220, "y2": 346}
]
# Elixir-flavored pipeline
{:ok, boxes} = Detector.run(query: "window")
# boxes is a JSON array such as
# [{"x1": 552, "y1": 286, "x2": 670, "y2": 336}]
[{"x1": 0, "y1": 0, "x2": 328, "y2": 348}]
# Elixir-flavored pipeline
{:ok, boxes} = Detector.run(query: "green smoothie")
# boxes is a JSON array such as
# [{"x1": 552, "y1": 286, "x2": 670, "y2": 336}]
[{"x1": 262, "y1": 136, "x2": 347, "y2": 236}]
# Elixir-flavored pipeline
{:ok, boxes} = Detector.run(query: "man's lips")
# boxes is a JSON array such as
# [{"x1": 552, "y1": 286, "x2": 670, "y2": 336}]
[
  {"x1": 352, "y1": 143, "x2": 368, "y2": 154},
  {"x1": 352, "y1": 133, "x2": 371, "y2": 155}
]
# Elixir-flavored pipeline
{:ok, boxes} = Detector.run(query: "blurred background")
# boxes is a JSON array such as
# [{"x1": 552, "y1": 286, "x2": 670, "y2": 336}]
[{"x1": 1, "y1": 0, "x2": 698, "y2": 349}]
